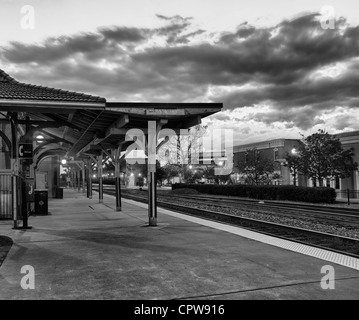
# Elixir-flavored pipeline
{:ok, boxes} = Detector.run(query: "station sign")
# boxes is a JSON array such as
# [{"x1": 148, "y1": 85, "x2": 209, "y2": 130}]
[{"x1": 18, "y1": 143, "x2": 33, "y2": 159}]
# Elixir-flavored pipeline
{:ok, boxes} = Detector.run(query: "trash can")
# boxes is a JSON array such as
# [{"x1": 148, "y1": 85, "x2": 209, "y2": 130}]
[
  {"x1": 34, "y1": 189, "x2": 48, "y2": 215},
  {"x1": 55, "y1": 187, "x2": 63, "y2": 199}
]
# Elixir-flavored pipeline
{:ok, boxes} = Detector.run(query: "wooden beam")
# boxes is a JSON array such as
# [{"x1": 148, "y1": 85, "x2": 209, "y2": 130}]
[
  {"x1": 179, "y1": 115, "x2": 202, "y2": 129},
  {"x1": 40, "y1": 129, "x2": 77, "y2": 144},
  {"x1": 62, "y1": 112, "x2": 75, "y2": 139},
  {"x1": 42, "y1": 113, "x2": 82, "y2": 131},
  {"x1": 104, "y1": 115, "x2": 130, "y2": 137}
]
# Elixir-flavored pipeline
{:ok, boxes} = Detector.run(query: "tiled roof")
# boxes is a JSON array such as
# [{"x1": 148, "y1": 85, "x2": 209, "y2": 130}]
[{"x1": 0, "y1": 69, "x2": 106, "y2": 103}]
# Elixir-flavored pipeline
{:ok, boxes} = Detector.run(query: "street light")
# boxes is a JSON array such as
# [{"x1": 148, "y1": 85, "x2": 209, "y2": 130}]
[
  {"x1": 289, "y1": 147, "x2": 300, "y2": 186},
  {"x1": 61, "y1": 159, "x2": 67, "y2": 165},
  {"x1": 189, "y1": 165, "x2": 193, "y2": 169}
]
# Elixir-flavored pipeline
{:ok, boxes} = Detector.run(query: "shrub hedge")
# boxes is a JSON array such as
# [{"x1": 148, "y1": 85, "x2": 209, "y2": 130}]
[{"x1": 172, "y1": 183, "x2": 336, "y2": 204}]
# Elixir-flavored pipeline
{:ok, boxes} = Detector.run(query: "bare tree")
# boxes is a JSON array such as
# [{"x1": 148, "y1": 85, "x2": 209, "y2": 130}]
[{"x1": 157, "y1": 125, "x2": 208, "y2": 183}]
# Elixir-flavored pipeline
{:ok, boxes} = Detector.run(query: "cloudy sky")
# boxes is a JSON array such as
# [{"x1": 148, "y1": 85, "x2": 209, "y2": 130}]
[{"x1": 1, "y1": 0, "x2": 359, "y2": 145}]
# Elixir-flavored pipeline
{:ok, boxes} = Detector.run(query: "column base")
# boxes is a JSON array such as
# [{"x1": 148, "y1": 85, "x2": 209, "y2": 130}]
[
  {"x1": 116, "y1": 206, "x2": 122, "y2": 212},
  {"x1": 149, "y1": 217, "x2": 157, "y2": 226}
]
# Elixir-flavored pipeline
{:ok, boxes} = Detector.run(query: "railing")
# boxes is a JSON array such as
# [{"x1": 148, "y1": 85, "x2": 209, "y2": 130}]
[
  {"x1": 335, "y1": 189, "x2": 359, "y2": 205},
  {"x1": 0, "y1": 172, "x2": 12, "y2": 219}
]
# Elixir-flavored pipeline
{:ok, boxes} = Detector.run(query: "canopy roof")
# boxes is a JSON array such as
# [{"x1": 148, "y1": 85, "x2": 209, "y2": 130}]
[{"x1": 0, "y1": 69, "x2": 222, "y2": 166}]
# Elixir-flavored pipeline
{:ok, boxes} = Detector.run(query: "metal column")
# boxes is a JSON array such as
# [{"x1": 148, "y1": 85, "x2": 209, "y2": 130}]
[
  {"x1": 88, "y1": 160, "x2": 92, "y2": 199},
  {"x1": 98, "y1": 153, "x2": 103, "y2": 203},
  {"x1": 147, "y1": 121, "x2": 157, "y2": 226},
  {"x1": 148, "y1": 171, "x2": 157, "y2": 226},
  {"x1": 77, "y1": 169, "x2": 81, "y2": 192},
  {"x1": 10, "y1": 114, "x2": 19, "y2": 229},
  {"x1": 115, "y1": 160, "x2": 121, "y2": 211},
  {"x1": 82, "y1": 163, "x2": 85, "y2": 194},
  {"x1": 20, "y1": 116, "x2": 32, "y2": 229},
  {"x1": 12, "y1": 169, "x2": 19, "y2": 229},
  {"x1": 72, "y1": 170, "x2": 76, "y2": 190}
]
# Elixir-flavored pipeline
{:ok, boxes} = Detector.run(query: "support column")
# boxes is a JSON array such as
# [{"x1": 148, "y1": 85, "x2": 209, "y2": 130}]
[
  {"x1": 147, "y1": 121, "x2": 157, "y2": 226},
  {"x1": 148, "y1": 170, "x2": 157, "y2": 226},
  {"x1": 73, "y1": 170, "x2": 76, "y2": 190},
  {"x1": 20, "y1": 116, "x2": 32, "y2": 229},
  {"x1": 98, "y1": 153, "x2": 103, "y2": 203},
  {"x1": 82, "y1": 163, "x2": 85, "y2": 194},
  {"x1": 10, "y1": 114, "x2": 19, "y2": 229},
  {"x1": 77, "y1": 169, "x2": 81, "y2": 192},
  {"x1": 12, "y1": 164, "x2": 19, "y2": 229},
  {"x1": 88, "y1": 160, "x2": 92, "y2": 199},
  {"x1": 115, "y1": 159, "x2": 121, "y2": 211}
]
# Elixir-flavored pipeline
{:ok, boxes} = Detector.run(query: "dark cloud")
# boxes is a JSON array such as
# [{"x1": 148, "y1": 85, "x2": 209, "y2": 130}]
[
  {"x1": 99, "y1": 26, "x2": 148, "y2": 42},
  {"x1": 252, "y1": 106, "x2": 326, "y2": 130},
  {"x1": 330, "y1": 114, "x2": 358, "y2": 131},
  {"x1": 155, "y1": 14, "x2": 200, "y2": 45},
  {"x1": 211, "y1": 113, "x2": 231, "y2": 121},
  {"x1": 1, "y1": 13, "x2": 359, "y2": 130}
]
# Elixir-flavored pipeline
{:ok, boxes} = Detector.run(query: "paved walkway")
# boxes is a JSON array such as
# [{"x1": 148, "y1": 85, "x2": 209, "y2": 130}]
[{"x1": 0, "y1": 189, "x2": 359, "y2": 299}]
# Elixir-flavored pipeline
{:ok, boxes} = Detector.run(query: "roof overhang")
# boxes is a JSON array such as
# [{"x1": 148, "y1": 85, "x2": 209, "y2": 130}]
[
  {"x1": 76, "y1": 102, "x2": 222, "y2": 157},
  {"x1": 0, "y1": 99, "x2": 106, "y2": 113}
]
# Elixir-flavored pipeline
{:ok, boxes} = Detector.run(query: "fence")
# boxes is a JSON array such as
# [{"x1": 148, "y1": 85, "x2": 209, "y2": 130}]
[{"x1": 0, "y1": 172, "x2": 12, "y2": 219}]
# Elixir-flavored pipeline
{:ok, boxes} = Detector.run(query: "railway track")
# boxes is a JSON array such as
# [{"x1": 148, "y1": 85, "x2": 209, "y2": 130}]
[
  {"x1": 99, "y1": 186, "x2": 359, "y2": 227},
  {"x1": 95, "y1": 188, "x2": 359, "y2": 258},
  {"x1": 155, "y1": 193, "x2": 359, "y2": 227}
]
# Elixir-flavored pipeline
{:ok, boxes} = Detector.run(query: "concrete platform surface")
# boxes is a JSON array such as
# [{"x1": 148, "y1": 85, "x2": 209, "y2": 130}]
[{"x1": 0, "y1": 188, "x2": 358, "y2": 300}]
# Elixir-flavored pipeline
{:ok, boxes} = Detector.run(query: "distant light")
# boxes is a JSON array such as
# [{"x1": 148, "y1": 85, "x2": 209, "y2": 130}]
[
  {"x1": 291, "y1": 148, "x2": 298, "y2": 155},
  {"x1": 130, "y1": 173, "x2": 134, "y2": 177},
  {"x1": 36, "y1": 135, "x2": 44, "y2": 143},
  {"x1": 218, "y1": 161, "x2": 224, "y2": 166},
  {"x1": 138, "y1": 173, "x2": 142, "y2": 177},
  {"x1": 93, "y1": 174, "x2": 96, "y2": 178},
  {"x1": 189, "y1": 165, "x2": 193, "y2": 169},
  {"x1": 61, "y1": 159, "x2": 67, "y2": 165}
]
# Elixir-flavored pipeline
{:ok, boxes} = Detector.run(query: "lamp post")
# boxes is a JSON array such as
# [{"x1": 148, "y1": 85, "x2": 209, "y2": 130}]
[{"x1": 290, "y1": 147, "x2": 299, "y2": 186}]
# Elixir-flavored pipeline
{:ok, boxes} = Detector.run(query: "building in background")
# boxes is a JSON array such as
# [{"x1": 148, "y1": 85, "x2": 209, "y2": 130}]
[
  {"x1": 335, "y1": 131, "x2": 359, "y2": 193},
  {"x1": 233, "y1": 139, "x2": 304, "y2": 186},
  {"x1": 232, "y1": 132, "x2": 359, "y2": 199}
]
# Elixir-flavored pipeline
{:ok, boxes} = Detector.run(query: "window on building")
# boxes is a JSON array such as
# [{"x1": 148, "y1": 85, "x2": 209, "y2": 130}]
[
  {"x1": 312, "y1": 178, "x2": 317, "y2": 187},
  {"x1": 335, "y1": 177, "x2": 340, "y2": 189},
  {"x1": 326, "y1": 178, "x2": 331, "y2": 187},
  {"x1": 274, "y1": 148, "x2": 279, "y2": 161},
  {"x1": 255, "y1": 150, "x2": 260, "y2": 162}
]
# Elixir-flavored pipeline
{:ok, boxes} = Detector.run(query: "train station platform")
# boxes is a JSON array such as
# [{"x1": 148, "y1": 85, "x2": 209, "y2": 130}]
[{"x1": 0, "y1": 188, "x2": 359, "y2": 300}]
